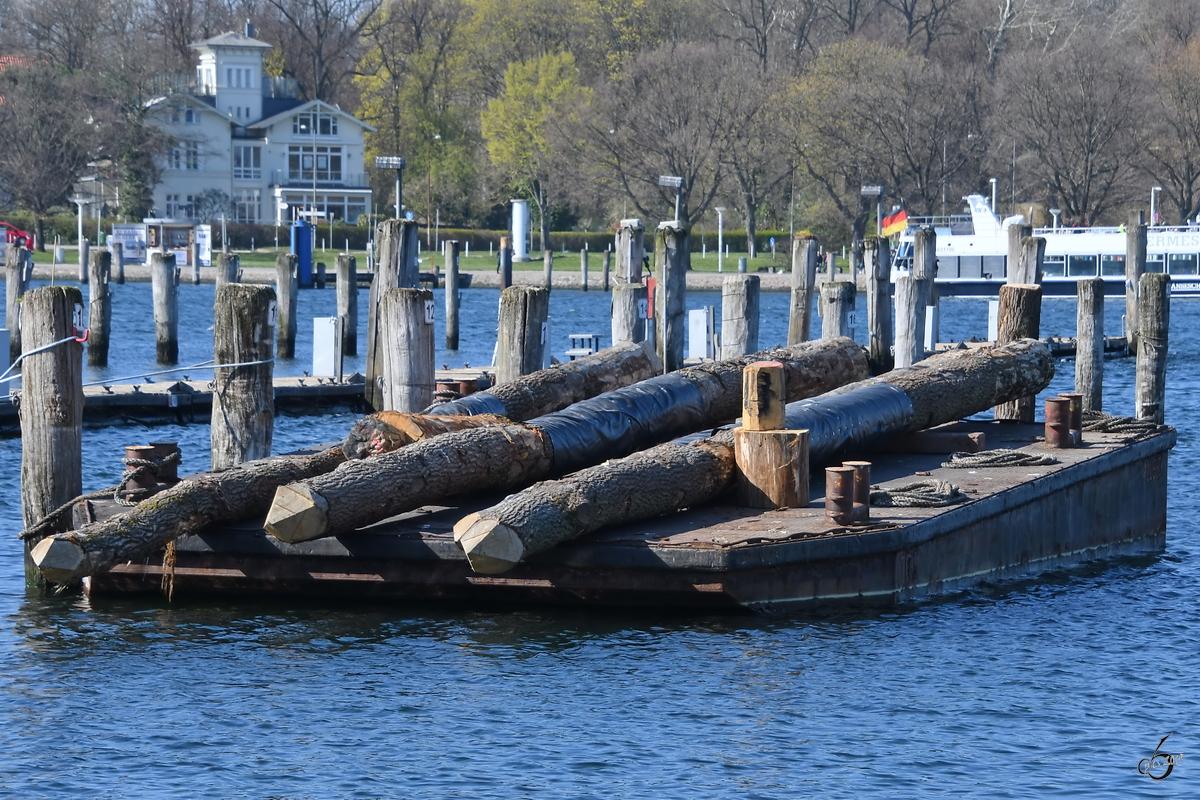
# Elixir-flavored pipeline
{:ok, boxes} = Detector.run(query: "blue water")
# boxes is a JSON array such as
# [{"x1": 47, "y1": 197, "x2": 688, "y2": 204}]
[{"x1": 0, "y1": 283, "x2": 1196, "y2": 797}]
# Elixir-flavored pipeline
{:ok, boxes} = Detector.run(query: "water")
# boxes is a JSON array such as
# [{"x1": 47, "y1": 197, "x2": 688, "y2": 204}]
[{"x1": 1, "y1": 285, "x2": 1197, "y2": 797}]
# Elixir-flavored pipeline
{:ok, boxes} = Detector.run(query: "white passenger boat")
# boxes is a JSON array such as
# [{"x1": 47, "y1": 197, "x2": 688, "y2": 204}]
[{"x1": 891, "y1": 194, "x2": 1200, "y2": 296}]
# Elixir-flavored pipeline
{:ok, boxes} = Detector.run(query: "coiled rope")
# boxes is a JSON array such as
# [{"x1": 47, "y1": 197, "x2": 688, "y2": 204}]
[
  {"x1": 941, "y1": 449, "x2": 1059, "y2": 469},
  {"x1": 1081, "y1": 409, "x2": 1159, "y2": 435},
  {"x1": 870, "y1": 479, "x2": 968, "y2": 508}
]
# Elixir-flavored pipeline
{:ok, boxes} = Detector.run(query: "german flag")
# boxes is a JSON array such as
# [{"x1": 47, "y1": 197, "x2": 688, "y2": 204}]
[{"x1": 882, "y1": 209, "x2": 908, "y2": 237}]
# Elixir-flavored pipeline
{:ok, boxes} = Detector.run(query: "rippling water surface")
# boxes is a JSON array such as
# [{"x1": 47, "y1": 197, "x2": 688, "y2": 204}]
[{"x1": 1, "y1": 282, "x2": 1197, "y2": 798}]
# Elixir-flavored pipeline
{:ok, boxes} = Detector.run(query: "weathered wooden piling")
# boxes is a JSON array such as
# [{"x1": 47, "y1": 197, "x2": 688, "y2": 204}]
[
  {"x1": 820, "y1": 282, "x2": 855, "y2": 340},
  {"x1": 497, "y1": 286, "x2": 550, "y2": 384},
  {"x1": 616, "y1": 219, "x2": 645, "y2": 283},
  {"x1": 543, "y1": 249, "x2": 553, "y2": 289},
  {"x1": 215, "y1": 252, "x2": 239, "y2": 287},
  {"x1": 612, "y1": 284, "x2": 647, "y2": 345},
  {"x1": 87, "y1": 250, "x2": 112, "y2": 367},
  {"x1": 1126, "y1": 211, "x2": 1147, "y2": 350},
  {"x1": 111, "y1": 241, "x2": 125, "y2": 284},
  {"x1": 336, "y1": 254, "x2": 357, "y2": 357},
  {"x1": 1135, "y1": 272, "x2": 1169, "y2": 424},
  {"x1": 733, "y1": 360, "x2": 809, "y2": 510},
  {"x1": 275, "y1": 252, "x2": 298, "y2": 359},
  {"x1": 6, "y1": 244, "x2": 27, "y2": 364},
  {"x1": 720, "y1": 274, "x2": 759, "y2": 358},
  {"x1": 865, "y1": 236, "x2": 892, "y2": 373},
  {"x1": 1017, "y1": 236, "x2": 1046, "y2": 285},
  {"x1": 316, "y1": 262, "x2": 326, "y2": 289},
  {"x1": 445, "y1": 240, "x2": 460, "y2": 350},
  {"x1": 190, "y1": 244, "x2": 201, "y2": 284},
  {"x1": 655, "y1": 221, "x2": 688, "y2": 372},
  {"x1": 1076, "y1": 278, "x2": 1104, "y2": 412},
  {"x1": 366, "y1": 221, "x2": 405, "y2": 409},
  {"x1": 1006, "y1": 224, "x2": 1033, "y2": 283},
  {"x1": 150, "y1": 252, "x2": 178, "y2": 364},
  {"x1": 381, "y1": 287, "x2": 435, "y2": 412},
  {"x1": 580, "y1": 249, "x2": 589, "y2": 291},
  {"x1": 893, "y1": 277, "x2": 925, "y2": 369},
  {"x1": 211, "y1": 284, "x2": 275, "y2": 469},
  {"x1": 603, "y1": 249, "x2": 611, "y2": 291},
  {"x1": 788, "y1": 234, "x2": 818, "y2": 344},
  {"x1": 78, "y1": 239, "x2": 89, "y2": 284},
  {"x1": 499, "y1": 237, "x2": 513, "y2": 289},
  {"x1": 994, "y1": 283, "x2": 1042, "y2": 422},
  {"x1": 20, "y1": 286, "x2": 83, "y2": 585}
]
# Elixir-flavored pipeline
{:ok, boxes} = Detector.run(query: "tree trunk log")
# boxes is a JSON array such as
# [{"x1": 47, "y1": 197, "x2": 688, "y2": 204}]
[
  {"x1": 452, "y1": 338, "x2": 1054, "y2": 573},
  {"x1": 264, "y1": 338, "x2": 868, "y2": 544},
  {"x1": 341, "y1": 412, "x2": 510, "y2": 458},
  {"x1": 29, "y1": 448, "x2": 348, "y2": 584}
]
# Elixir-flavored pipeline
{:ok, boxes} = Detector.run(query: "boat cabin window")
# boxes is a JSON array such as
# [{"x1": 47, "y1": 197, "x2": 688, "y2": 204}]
[
  {"x1": 1101, "y1": 255, "x2": 1125, "y2": 276},
  {"x1": 1168, "y1": 253, "x2": 1198, "y2": 275},
  {"x1": 1042, "y1": 256, "x2": 1065, "y2": 277},
  {"x1": 1148, "y1": 255, "x2": 1166, "y2": 273},
  {"x1": 1068, "y1": 255, "x2": 1098, "y2": 277}
]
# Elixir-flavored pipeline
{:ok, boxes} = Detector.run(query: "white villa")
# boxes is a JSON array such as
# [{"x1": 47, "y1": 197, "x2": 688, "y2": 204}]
[{"x1": 147, "y1": 26, "x2": 374, "y2": 227}]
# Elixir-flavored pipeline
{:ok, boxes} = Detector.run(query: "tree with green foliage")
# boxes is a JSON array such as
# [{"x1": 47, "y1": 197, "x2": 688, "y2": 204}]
[{"x1": 481, "y1": 52, "x2": 589, "y2": 250}]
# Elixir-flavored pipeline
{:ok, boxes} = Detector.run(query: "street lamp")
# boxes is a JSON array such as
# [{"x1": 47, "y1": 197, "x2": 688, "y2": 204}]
[
  {"x1": 989, "y1": 178, "x2": 997, "y2": 213},
  {"x1": 658, "y1": 175, "x2": 683, "y2": 223},
  {"x1": 1050, "y1": 208, "x2": 1061, "y2": 229},
  {"x1": 715, "y1": 207, "x2": 725, "y2": 273},
  {"x1": 427, "y1": 134, "x2": 441, "y2": 247},
  {"x1": 1151, "y1": 186, "x2": 1163, "y2": 226},
  {"x1": 374, "y1": 156, "x2": 405, "y2": 219}
]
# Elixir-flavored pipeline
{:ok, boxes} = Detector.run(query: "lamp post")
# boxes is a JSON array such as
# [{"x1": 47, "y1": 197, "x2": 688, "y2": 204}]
[
  {"x1": 1151, "y1": 186, "x2": 1163, "y2": 226},
  {"x1": 427, "y1": 134, "x2": 440, "y2": 248},
  {"x1": 1050, "y1": 208, "x2": 1061, "y2": 229},
  {"x1": 715, "y1": 206, "x2": 725, "y2": 273},
  {"x1": 658, "y1": 175, "x2": 683, "y2": 223},
  {"x1": 374, "y1": 156, "x2": 406, "y2": 219},
  {"x1": 989, "y1": 178, "x2": 997, "y2": 213}
]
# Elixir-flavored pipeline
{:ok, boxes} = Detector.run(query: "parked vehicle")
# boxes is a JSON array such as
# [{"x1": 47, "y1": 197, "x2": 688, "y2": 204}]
[{"x1": 0, "y1": 222, "x2": 33, "y2": 249}]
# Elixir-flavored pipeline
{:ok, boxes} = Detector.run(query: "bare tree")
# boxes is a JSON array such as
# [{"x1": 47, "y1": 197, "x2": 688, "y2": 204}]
[
  {"x1": 1142, "y1": 42, "x2": 1200, "y2": 224},
  {"x1": 878, "y1": 0, "x2": 964, "y2": 55},
  {"x1": 258, "y1": 0, "x2": 383, "y2": 103}
]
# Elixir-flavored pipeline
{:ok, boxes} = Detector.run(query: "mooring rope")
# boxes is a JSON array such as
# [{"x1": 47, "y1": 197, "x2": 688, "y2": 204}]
[
  {"x1": 870, "y1": 479, "x2": 968, "y2": 508},
  {"x1": 1081, "y1": 409, "x2": 1159, "y2": 435},
  {"x1": 941, "y1": 449, "x2": 1060, "y2": 469}
]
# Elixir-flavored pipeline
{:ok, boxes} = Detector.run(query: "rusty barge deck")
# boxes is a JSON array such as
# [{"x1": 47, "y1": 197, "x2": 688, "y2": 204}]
[{"x1": 84, "y1": 421, "x2": 1174, "y2": 610}]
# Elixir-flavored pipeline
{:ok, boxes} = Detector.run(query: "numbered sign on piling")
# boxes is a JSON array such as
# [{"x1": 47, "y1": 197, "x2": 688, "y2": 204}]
[
  {"x1": 424, "y1": 299, "x2": 435, "y2": 324},
  {"x1": 637, "y1": 298, "x2": 648, "y2": 320},
  {"x1": 267, "y1": 300, "x2": 278, "y2": 328},
  {"x1": 72, "y1": 303, "x2": 84, "y2": 334}
]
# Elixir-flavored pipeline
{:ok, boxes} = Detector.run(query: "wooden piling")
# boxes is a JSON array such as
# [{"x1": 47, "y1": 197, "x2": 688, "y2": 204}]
[
  {"x1": 865, "y1": 236, "x2": 892, "y2": 373},
  {"x1": 820, "y1": 281, "x2": 855, "y2": 340},
  {"x1": 366, "y1": 222, "x2": 405, "y2": 410},
  {"x1": 1135, "y1": 272, "x2": 1169, "y2": 424},
  {"x1": 336, "y1": 254, "x2": 357, "y2": 357},
  {"x1": 603, "y1": 249, "x2": 611, "y2": 292},
  {"x1": 6, "y1": 245, "x2": 26, "y2": 364},
  {"x1": 1018, "y1": 236, "x2": 1046, "y2": 285},
  {"x1": 445, "y1": 240, "x2": 460, "y2": 350},
  {"x1": 580, "y1": 249, "x2": 589, "y2": 291},
  {"x1": 612, "y1": 284, "x2": 647, "y2": 345},
  {"x1": 893, "y1": 277, "x2": 925, "y2": 369},
  {"x1": 211, "y1": 284, "x2": 275, "y2": 470},
  {"x1": 381, "y1": 287, "x2": 435, "y2": 412},
  {"x1": 190, "y1": 240, "x2": 201, "y2": 284},
  {"x1": 316, "y1": 262, "x2": 326, "y2": 289},
  {"x1": 275, "y1": 252, "x2": 298, "y2": 359},
  {"x1": 1075, "y1": 277, "x2": 1104, "y2": 412},
  {"x1": 216, "y1": 252, "x2": 239, "y2": 287},
  {"x1": 20, "y1": 286, "x2": 83, "y2": 586},
  {"x1": 733, "y1": 361, "x2": 809, "y2": 510},
  {"x1": 111, "y1": 241, "x2": 125, "y2": 285},
  {"x1": 994, "y1": 283, "x2": 1042, "y2": 422},
  {"x1": 616, "y1": 219, "x2": 645, "y2": 284},
  {"x1": 150, "y1": 252, "x2": 178, "y2": 364},
  {"x1": 788, "y1": 234, "x2": 818, "y2": 344},
  {"x1": 543, "y1": 249, "x2": 553, "y2": 290},
  {"x1": 720, "y1": 274, "x2": 759, "y2": 359},
  {"x1": 78, "y1": 239, "x2": 89, "y2": 284},
  {"x1": 497, "y1": 286, "x2": 550, "y2": 384},
  {"x1": 1126, "y1": 211, "x2": 1147, "y2": 351},
  {"x1": 87, "y1": 250, "x2": 111, "y2": 367},
  {"x1": 1006, "y1": 224, "x2": 1032, "y2": 283},
  {"x1": 500, "y1": 237, "x2": 513, "y2": 289},
  {"x1": 655, "y1": 221, "x2": 688, "y2": 372}
]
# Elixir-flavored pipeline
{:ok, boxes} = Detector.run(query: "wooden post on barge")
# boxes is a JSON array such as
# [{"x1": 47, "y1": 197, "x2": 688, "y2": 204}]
[
  {"x1": 820, "y1": 282, "x2": 855, "y2": 340},
  {"x1": 655, "y1": 221, "x2": 688, "y2": 372},
  {"x1": 6, "y1": 245, "x2": 27, "y2": 364},
  {"x1": 87, "y1": 250, "x2": 112, "y2": 367},
  {"x1": 580, "y1": 248, "x2": 589, "y2": 291},
  {"x1": 216, "y1": 252, "x2": 239, "y2": 288},
  {"x1": 275, "y1": 252, "x2": 298, "y2": 359},
  {"x1": 211, "y1": 284, "x2": 275, "y2": 469},
  {"x1": 20, "y1": 286, "x2": 83, "y2": 586},
  {"x1": 865, "y1": 236, "x2": 892, "y2": 373},
  {"x1": 733, "y1": 361, "x2": 809, "y2": 509},
  {"x1": 1006, "y1": 224, "x2": 1033, "y2": 283},
  {"x1": 1135, "y1": 272, "x2": 1169, "y2": 424},
  {"x1": 445, "y1": 240, "x2": 460, "y2": 350},
  {"x1": 497, "y1": 286, "x2": 549, "y2": 384},
  {"x1": 336, "y1": 254, "x2": 357, "y2": 357},
  {"x1": 720, "y1": 274, "x2": 759, "y2": 358},
  {"x1": 994, "y1": 283, "x2": 1042, "y2": 421},
  {"x1": 788, "y1": 234, "x2": 818, "y2": 344},
  {"x1": 1126, "y1": 211, "x2": 1147, "y2": 352},
  {"x1": 78, "y1": 239, "x2": 89, "y2": 284},
  {"x1": 1076, "y1": 278, "x2": 1104, "y2": 412},
  {"x1": 381, "y1": 287, "x2": 435, "y2": 412},
  {"x1": 110, "y1": 240, "x2": 124, "y2": 285},
  {"x1": 150, "y1": 252, "x2": 178, "y2": 364}
]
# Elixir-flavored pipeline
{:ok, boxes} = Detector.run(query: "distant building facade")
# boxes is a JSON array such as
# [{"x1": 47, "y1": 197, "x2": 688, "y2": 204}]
[{"x1": 147, "y1": 27, "x2": 374, "y2": 226}]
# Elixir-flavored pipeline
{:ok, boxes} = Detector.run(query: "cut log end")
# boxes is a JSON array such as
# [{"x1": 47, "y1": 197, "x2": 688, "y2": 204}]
[
  {"x1": 31, "y1": 537, "x2": 89, "y2": 584},
  {"x1": 265, "y1": 483, "x2": 330, "y2": 543},
  {"x1": 453, "y1": 514, "x2": 524, "y2": 574}
]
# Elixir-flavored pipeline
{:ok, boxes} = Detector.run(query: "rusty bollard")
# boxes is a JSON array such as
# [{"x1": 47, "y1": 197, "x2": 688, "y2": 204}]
[
  {"x1": 1057, "y1": 392, "x2": 1084, "y2": 445},
  {"x1": 825, "y1": 466, "x2": 856, "y2": 525},
  {"x1": 842, "y1": 460, "x2": 872, "y2": 523},
  {"x1": 1045, "y1": 397, "x2": 1073, "y2": 449},
  {"x1": 147, "y1": 441, "x2": 181, "y2": 483},
  {"x1": 122, "y1": 446, "x2": 158, "y2": 500}
]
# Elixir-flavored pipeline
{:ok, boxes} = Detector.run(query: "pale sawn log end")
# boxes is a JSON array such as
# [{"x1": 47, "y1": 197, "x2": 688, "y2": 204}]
[
  {"x1": 265, "y1": 483, "x2": 331, "y2": 543},
  {"x1": 453, "y1": 513, "x2": 524, "y2": 574},
  {"x1": 31, "y1": 536, "x2": 90, "y2": 584}
]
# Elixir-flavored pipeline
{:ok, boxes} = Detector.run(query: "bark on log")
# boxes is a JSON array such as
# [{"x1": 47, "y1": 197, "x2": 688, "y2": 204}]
[
  {"x1": 29, "y1": 447, "x2": 348, "y2": 585},
  {"x1": 264, "y1": 338, "x2": 869, "y2": 543},
  {"x1": 451, "y1": 338, "x2": 1054, "y2": 573},
  {"x1": 341, "y1": 412, "x2": 509, "y2": 458}
]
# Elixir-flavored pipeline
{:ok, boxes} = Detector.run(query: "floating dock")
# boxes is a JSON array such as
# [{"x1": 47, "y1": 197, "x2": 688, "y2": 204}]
[{"x1": 82, "y1": 420, "x2": 1174, "y2": 609}]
